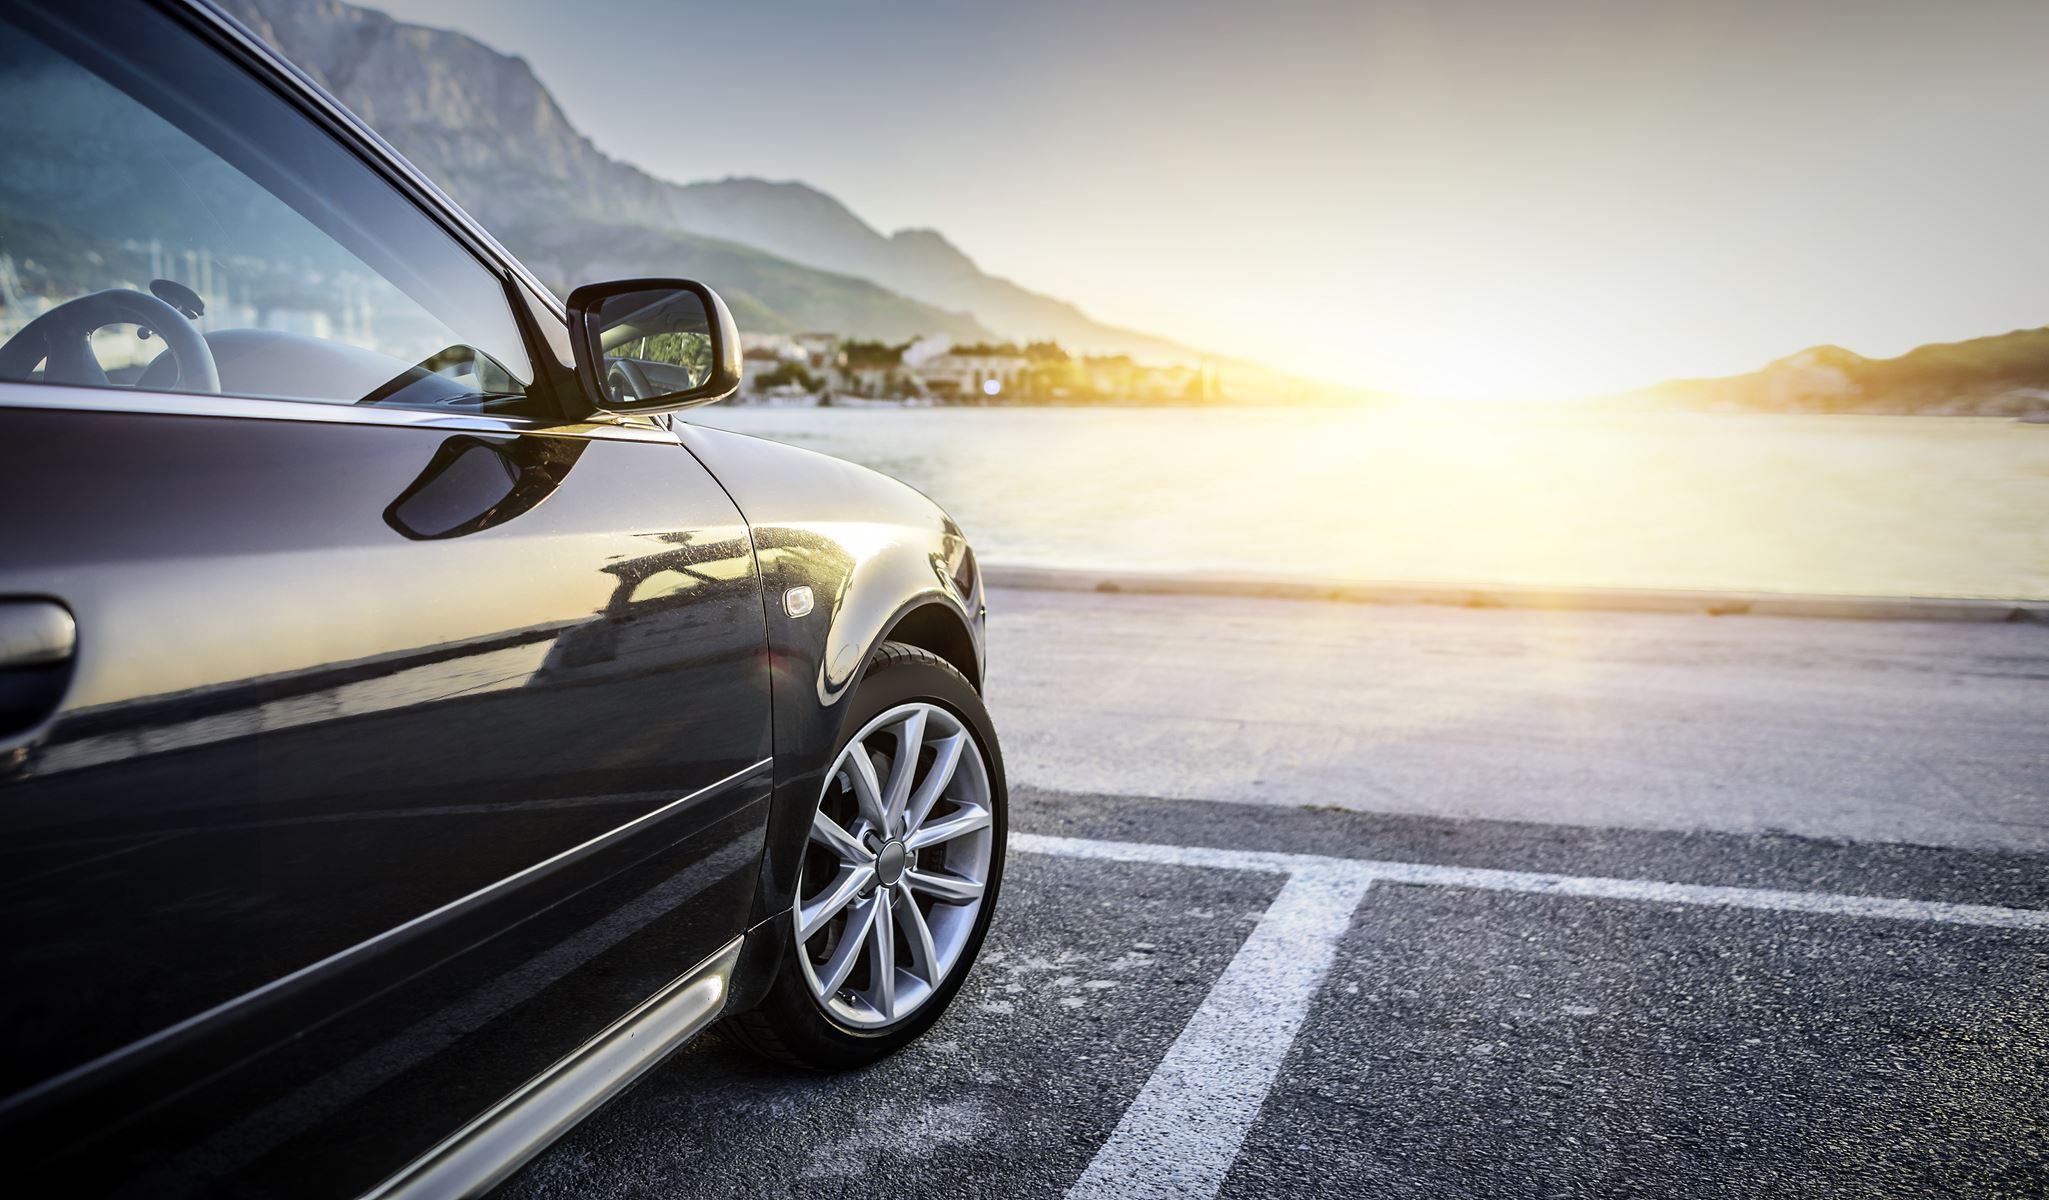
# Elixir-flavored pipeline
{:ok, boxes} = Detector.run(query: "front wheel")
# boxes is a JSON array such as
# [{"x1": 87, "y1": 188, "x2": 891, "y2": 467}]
[{"x1": 732, "y1": 642, "x2": 1006, "y2": 1069}]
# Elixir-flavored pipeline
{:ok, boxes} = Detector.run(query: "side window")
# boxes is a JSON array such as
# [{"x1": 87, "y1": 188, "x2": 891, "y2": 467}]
[{"x1": 0, "y1": 1, "x2": 534, "y2": 411}]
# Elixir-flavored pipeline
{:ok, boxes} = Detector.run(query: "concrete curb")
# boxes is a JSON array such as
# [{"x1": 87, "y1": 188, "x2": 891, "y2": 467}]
[{"x1": 981, "y1": 565, "x2": 2049, "y2": 625}]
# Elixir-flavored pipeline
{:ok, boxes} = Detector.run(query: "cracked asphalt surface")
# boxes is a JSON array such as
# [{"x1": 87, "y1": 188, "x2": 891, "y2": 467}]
[{"x1": 502, "y1": 593, "x2": 2049, "y2": 1198}]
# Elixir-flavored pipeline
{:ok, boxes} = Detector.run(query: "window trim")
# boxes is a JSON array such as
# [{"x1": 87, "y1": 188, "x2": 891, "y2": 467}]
[{"x1": 0, "y1": 380, "x2": 679, "y2": 443}]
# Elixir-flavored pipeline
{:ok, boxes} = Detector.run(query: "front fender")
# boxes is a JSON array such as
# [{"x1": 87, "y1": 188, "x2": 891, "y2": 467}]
[{"x1": 673, "y1": 422, "x2": 985, "y2": 938}]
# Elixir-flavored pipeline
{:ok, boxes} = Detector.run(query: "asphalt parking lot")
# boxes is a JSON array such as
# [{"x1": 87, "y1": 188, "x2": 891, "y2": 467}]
[
  {"x1": 503, "y1": 789, "x2": 2049, "y2": 1199},
  {"x1": 503, "y1": 594, "x2": 2049, "y2": 1198}
]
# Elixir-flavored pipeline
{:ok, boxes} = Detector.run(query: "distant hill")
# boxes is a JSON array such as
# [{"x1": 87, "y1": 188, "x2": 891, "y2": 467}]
[
  {"x1": 1635, "y1": 328, "x2": 2049, "y2": 417},
  {"x1": 218, "y1": 0, "x2": 1209, "y2": 364},
  {"x1": 659, "y1": 177, "x2": 1205, "y2": 362},
  {"x1": 501, "y1": 220, "x2": 989, "y2": 343}
]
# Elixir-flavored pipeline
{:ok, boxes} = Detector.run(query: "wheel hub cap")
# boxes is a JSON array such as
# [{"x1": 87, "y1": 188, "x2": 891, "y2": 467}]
[{"x1": 875, "y1": 839, "x2": 908, "y2": 887}]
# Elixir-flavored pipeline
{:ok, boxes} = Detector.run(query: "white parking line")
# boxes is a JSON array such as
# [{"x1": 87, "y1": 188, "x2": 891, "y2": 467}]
[
  {"x1": 1014, "y1": 833, "x2": 2049, "y2": 1200},
  {"x1": 1064, "y1": 863, "x2": 1370, "y2": 1200}
]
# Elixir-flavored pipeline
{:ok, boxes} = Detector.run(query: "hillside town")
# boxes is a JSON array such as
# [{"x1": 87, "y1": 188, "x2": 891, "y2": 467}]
[{"x1": 734, "y1": 333, "x2": 1222, "y2": 405}]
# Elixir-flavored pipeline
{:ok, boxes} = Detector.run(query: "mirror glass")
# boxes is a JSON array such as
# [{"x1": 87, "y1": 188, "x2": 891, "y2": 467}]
[{"x1": 591, "y1": 287, "x2": 713, "y2": 405}]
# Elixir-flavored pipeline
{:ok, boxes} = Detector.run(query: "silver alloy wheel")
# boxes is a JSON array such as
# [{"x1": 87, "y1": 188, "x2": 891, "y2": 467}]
[{"x1": 795, "y1": 701, "x2": 994, "y2": 1029}]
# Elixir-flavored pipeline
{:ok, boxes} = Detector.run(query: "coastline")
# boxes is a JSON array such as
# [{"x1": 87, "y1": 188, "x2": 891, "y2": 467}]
[{"x1": 982, "y1": 565, "x2": 2049, "y2": 624}]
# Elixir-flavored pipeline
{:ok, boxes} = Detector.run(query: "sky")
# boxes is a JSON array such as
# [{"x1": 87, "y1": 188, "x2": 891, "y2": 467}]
[{"x1": 377, "y1": 0, "x2": 2049, "y2": 400}]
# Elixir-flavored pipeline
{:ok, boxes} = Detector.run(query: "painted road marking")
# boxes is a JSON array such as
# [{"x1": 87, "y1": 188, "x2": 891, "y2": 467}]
[
  {"x1": 1064, "y1": 864, "x2": 1370, "y2": 1200},
  {"x1": 1015, "y1": 833, "x2": 2049, "y2": 1200}
]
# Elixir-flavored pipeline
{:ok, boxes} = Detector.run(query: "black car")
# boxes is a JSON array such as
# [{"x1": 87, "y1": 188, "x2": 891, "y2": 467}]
[{"x1": 0, "y1": 0, "x2": 1005, "y2": 1193}]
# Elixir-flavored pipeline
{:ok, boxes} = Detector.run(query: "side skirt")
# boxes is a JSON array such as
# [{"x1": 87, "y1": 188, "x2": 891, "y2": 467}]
[{"x1": 361, "y1": 935, "x2": 744, "y2": 1200}]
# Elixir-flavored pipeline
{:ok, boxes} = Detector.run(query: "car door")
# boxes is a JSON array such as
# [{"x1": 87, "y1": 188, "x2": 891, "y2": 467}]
[{"x1": 0, "y1": 2, "x2": 773, "y2": 1194}]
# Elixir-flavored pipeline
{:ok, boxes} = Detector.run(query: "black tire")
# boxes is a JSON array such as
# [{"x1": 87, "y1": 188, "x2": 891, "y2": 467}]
[{"x1": 730, "y1": 641, "x2": 1006, "y2": 1070}]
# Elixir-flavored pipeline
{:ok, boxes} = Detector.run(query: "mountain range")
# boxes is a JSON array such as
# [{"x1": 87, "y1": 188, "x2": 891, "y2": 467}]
[
  {"x1": 1632, "y1": 327, "x2": 2049, "y2": 417},
  {"x1": 218, "y1": 0, "x2": 1210, "y2": 364}
]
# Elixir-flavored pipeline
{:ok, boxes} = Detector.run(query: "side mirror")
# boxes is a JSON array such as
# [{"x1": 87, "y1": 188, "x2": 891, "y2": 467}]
[{"x1": 565, "y1": 278, "x2": 742, "y2": 415}]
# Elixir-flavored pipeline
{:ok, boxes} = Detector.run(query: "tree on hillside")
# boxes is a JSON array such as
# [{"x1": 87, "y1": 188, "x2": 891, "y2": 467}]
[
  {"x1": 757, "y1": 362, "x2": 820, "y2": 392},
  {"x1": 842, "y1": 339, "x2": 911, "y2": 367}
]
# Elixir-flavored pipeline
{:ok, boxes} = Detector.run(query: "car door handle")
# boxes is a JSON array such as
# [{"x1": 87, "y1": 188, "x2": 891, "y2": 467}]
[{"x1": 0, "y1": 600, "x2": 77, "y2": 742}]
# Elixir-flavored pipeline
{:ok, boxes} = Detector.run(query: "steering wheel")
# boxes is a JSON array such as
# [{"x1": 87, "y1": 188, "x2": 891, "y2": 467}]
[
  {"x1": 606, "y1": 358, "x2": 651, "y2": 404},
  {"x1": 0, "y1": 287, "x2": 221, "y2": 393}
]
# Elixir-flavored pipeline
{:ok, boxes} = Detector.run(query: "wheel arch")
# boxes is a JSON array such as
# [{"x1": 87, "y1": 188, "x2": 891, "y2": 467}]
[{"x1": 880, "y1": 600, "x2": 982, "y2": 694}]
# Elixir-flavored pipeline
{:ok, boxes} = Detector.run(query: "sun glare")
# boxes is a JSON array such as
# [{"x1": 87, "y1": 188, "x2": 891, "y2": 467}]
[
  {"x1": 1363, "y1": 325, "x2": 1633, "y2": 406},
  {"x1": 1265, "y1": 291, "x2": 1695, "y2": 405}
]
